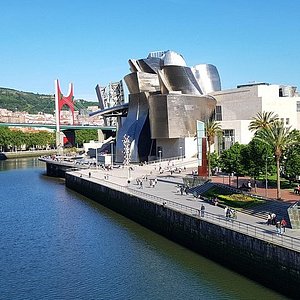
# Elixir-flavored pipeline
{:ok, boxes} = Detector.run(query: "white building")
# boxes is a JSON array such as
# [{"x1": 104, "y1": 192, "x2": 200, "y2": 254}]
[{"x1": 211, "y1": 82, "x2": 300, "y2": 152}]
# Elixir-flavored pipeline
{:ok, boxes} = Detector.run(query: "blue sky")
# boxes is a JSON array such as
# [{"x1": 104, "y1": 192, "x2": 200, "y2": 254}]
[{"x1": 1, "y1": 0, "x2": 300, "y2": 101}]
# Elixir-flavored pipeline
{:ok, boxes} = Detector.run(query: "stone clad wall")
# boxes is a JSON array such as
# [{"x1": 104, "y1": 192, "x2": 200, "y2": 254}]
[
  {"x1": 65, "y1": 173, "x2": 300, "y2": 298},
  {"x1": 288, "y1": 202, "x2": 300, "y2": 229}
]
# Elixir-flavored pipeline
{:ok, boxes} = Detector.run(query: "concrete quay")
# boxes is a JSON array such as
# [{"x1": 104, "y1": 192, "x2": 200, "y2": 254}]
[
  {"x1": 63, "y1": 159, "x2": 300, "y2": 298},
  {"x1": 70, "y1": 163, "x2": 300, "y2": 246}
]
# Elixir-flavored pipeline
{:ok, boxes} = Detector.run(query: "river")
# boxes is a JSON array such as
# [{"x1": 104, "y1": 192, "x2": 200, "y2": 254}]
[{"x1": 0, "y1": 158, "x2": 288, "y2": 299}]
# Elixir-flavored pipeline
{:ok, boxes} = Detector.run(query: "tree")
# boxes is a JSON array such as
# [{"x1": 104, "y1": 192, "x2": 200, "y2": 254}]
[
  {"x1": 241, "y1": 139, "x2": 275, "y2": 180},
  {"x1": 220, "y1": 143, "x2": 246, "y2": 188},
  {"x1": 249, "y1": 111, "x2": 279, "y2": 132},
  {"x1": 254, "y1": 121, "x2": 298, "y2": 199},
  {"x1": 209, "y1": 151, "x2": 220, "y2": 175},
  {"x1": 282, "y1": 130, "x2": 300, "y2": 182},
  {"x1": 75, "y1": 129, "x2": 98, "y2": 146},
  {"x1": 205, "y1": 119, "x2": 221, "y2": 176},
  {"x1": 0, "y1": 127, "x2": 12, "y2": 151},
  {"x1": 10, "y1": 129, "x2": 25, "y2": 150}
]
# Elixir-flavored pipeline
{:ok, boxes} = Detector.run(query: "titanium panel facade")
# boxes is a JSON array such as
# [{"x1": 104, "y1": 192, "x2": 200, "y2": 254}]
[
  {"x1": 192, "y1": 64, "x2": 221, "y2": 94},
  {"x1": 115, "y1": 92, "x2": 151, "y2": 162},
  {"x1": 124, "y1": 72, "x2": 160, "y2": 94},
  {"x1": 149, "y1": 94, "x2": 216, "y2": 139},
  {"x1": 112, "y1": 50, "x2": 221, "y2": 162}
]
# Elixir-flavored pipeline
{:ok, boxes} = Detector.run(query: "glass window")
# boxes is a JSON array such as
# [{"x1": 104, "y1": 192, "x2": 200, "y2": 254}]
[
  {"x1": 220, "y1": 129, "x2": 235, "y2": 151},
  {"x1": 297, "y1": 101, "x2": 300, "y2": 112},
  {"x1": 215, "y1": 106, "x2": 222, "y2": 121}
]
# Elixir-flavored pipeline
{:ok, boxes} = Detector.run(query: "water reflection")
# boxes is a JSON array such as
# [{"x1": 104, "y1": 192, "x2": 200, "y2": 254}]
[{"x1": 0, "y1": 157, "x2": 43, "y2": 171}]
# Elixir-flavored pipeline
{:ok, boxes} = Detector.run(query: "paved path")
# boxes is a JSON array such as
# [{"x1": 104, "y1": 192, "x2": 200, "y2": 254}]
[
  {"x1": 71, "y1": 161, "x2": 300, "y2": 252},
  {"x1": 211, "y1": 174, "x2": 300, "y2": 203}
]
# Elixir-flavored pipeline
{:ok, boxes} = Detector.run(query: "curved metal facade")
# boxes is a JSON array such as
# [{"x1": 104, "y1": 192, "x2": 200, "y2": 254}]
[
  {"x1": 192, "y1": 64, "x2": 221, "y2": 94},
  {"x1": 114, "y1": 50, "x2": 222, "y2": 163}
]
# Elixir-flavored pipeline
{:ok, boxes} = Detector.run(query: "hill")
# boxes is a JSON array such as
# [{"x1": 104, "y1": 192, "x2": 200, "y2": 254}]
[{"x1": 0, "y1": 87, "x2": 98, "y2": 114}]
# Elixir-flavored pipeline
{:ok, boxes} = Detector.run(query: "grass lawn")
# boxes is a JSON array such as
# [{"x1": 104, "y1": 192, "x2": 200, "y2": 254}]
[{"x1": 257, "y1": 174, "x2": 298, "y2": 189}]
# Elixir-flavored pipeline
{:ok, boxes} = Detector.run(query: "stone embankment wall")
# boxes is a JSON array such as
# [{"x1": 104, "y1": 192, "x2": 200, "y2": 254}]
[
  {"x1": 1, "y1": 150, "x2": 56, "y2": 160},
  {"x1": 65, "y1": 173, "x2": 300, "y2": 298}
]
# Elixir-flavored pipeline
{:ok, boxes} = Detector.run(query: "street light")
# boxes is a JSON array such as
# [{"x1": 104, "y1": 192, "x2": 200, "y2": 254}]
[
  {"x1": 110, "y1": 141, "x2": 114, "y2": 166},
  {"x1": 158, "y1": 150, "x2": 162, "y2": 163},
  {"x1": 265, "y1": 157, "x2": 268, "y2": 197},
  {"x1": 265, "y1": 156, "x2": 271, "y2": 197},
  {"x1": 95, "y1": 146, "x2": 98, "y2": 169},
  {"x1": 180, "y1": 146, "x2": 183, "y2": 160}
]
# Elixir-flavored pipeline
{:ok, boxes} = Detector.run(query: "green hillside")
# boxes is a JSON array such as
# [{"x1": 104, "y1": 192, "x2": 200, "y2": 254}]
[{"x1": 0, "y1": 87, "x2": 98, "y2": 114}]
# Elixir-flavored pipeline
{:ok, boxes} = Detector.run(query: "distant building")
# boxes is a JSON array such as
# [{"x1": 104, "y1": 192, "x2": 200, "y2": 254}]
[{"x1": 211, "y1": 83, "x2": 300, "y2": 152}]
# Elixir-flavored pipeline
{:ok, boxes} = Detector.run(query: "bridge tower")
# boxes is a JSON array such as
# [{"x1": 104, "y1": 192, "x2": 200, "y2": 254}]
[{"x1": 55, "y1": 80, "x2": 75, "y2": 149}]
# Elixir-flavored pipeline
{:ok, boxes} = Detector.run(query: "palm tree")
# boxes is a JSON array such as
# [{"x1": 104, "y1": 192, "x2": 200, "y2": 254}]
[
  {"x1": 205, "y1": 119, "x2": 222, "y2": 176},
  {"x1": 254, "y1": 120, "x2": 297, "y2": 199},
  {"x1": 249, "y1": 111, "x2": 279, "y2": 132}
]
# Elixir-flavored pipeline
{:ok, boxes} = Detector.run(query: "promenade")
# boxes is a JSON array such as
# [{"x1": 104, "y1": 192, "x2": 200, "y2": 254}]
[{"x1": 67, "y1": 158, "x2": 300, "y2": 251}]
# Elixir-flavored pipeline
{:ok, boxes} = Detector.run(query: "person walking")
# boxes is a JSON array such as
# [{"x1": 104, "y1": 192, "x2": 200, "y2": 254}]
[
  {"x1": 180, "y1": 186, "x2": 184, "y2": 195},
  {"x1": 230, "y1": 209, "x2": 237, "y2": 221},
  {"x1": 280, "y1": 218, "x2": 287, "y2": 233},
  {"x1": 200, "y1": 204, "x2": 205, "y2": 217},
  {"x1": 266, "y1": 213, "x2": 272, "y2": 226},
  {"x1": 224, "y1": 206, "x2": 229, "y2": 220},
  {"x1": 271, "y1": 213, "x2": 276, "y2": 225},
  {"x1": 276, "y1": 221, "x2": 281, "y2": 235},
  {"x1": 185, "y1": 185, "x2": 189, "y2": 195}
]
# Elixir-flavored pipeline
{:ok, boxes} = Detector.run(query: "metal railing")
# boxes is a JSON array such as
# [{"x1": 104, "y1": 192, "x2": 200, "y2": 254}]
[{"x1": 71, "y1": 170, "x2": 300, "y2": 252}]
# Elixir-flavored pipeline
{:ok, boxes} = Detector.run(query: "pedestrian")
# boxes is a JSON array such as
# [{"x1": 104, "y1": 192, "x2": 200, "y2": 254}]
[
  {"x1": 88, "y1": 172, "x2": 91, "y2": 178},
  {"x1": 185, "y1": 186, "x2": 189, "y2": 195},
  {"x1": 180, "y1": 186, "x2": 184, "y2": 195},
  {"x1": 200, "y1": 204, "x2": 205, "y2": 217},
  {"x1": 247, "y1": 180, "x2": 252, "y2": 191},
  {"x1": 276, "y1": 221, "x2": 281, "y2": 235},
  {"x1": 280, "y1": 218, "x2": 287, "y2": 233},
  {"x1": 271, "y1": 212, "x2": 276, "y2": 225},
  {"x1": 266, "y1": 213, "x2": 272, "y2": 226},
  {"x1": 224, "y1": 206, "x2": 229, "y2": 219},
  {"x1": 231, "y1": 209, "x2": 237, "y2": 220},
  {"x1": 139, "y1": 181, "x2": 143, "y2": 189}
]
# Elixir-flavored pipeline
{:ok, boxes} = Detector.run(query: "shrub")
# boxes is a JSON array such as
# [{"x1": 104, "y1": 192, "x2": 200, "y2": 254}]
[{"x1": 204, "y1": 187, "x2": 265, "y2": 208}]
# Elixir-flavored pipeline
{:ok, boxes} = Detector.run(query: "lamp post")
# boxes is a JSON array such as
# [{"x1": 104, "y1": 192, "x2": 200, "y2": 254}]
[
  {"x1": 95, "y1": 146, "x2": 98, "y2": 169},
  {"x1": 110, "y1": 141, "x2": 114, "y2": 166},
  {"x1": 158, "y1": 150, "x2": 162, "y2": 163},
  {"x1": 180, "y1": 146, "x2": 183, "y2": 160},
  {"x1": 265, "y1": 156, "x2": 269, "y2": 197}
]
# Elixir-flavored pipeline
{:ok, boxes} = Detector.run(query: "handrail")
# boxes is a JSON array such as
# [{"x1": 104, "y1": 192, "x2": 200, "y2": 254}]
[
  {"x1": 71, "y1": 171, "x2": 300, "y2": 252},
  {"x1": 147, "y1": 155, "x2": 186, "y2": 165}
]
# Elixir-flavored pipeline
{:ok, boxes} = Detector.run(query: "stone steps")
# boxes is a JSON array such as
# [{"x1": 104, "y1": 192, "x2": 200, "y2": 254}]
[{"x1": 189, "y1": 182, "x2": 292, "y2": 226}]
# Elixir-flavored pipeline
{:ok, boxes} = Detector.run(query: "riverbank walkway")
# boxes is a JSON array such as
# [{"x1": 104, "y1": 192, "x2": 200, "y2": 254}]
[{"x1": 65, "y1": 157, "x2": 300, "y2": 252}]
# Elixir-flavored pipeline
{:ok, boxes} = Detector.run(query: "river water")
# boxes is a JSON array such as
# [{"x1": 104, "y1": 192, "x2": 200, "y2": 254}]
[{"x1": 0, "y1": 158, "x2": 287, "y2": 299}]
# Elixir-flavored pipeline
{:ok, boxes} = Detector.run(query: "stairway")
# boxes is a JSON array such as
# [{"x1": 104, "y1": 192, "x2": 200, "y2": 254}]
[
  {"x1": 188, "y1": 182, "x2": 215, "y2": 196},
  {"x1": 188, "y1": 182, "x2": 292, "y2": 226}
]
